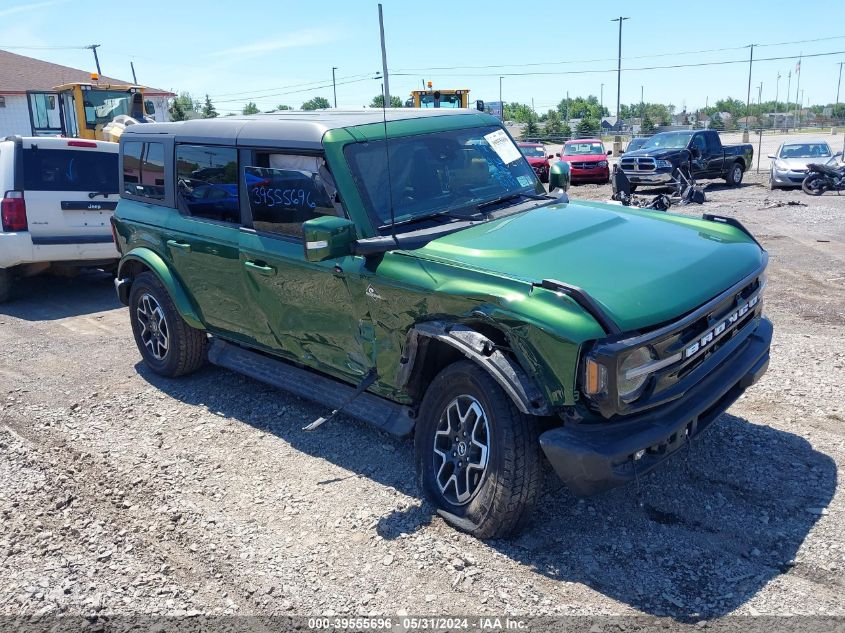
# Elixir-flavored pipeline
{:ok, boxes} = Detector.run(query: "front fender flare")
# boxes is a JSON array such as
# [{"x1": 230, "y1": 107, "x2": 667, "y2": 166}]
[
  {"x1": 400, "y1": 321, "x2": 550, "y2": 416},
  {"x1": 118, "y1": 247, "x2": 205, "y2": 330}
]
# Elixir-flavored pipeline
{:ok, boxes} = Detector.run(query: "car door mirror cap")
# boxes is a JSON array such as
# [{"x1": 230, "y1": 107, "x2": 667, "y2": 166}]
[
  {"x1": 767, "y1": 154, "x2": 777, "y2": 160},
  {"x1": 549, "y1": 161, "x2": 571, "y2": 193},
  {"x1": 302, "y1": 216, "x2": 357, "y2": 263}
]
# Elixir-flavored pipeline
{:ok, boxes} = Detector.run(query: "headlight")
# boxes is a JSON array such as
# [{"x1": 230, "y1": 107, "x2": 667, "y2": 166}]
[
  {"x1": 655, "y1": 159, "x2": 673, "y2": 169},
  {"x1": 617, "y1": 347, "x2": 657, "y2": 401},
  {"x1": 597, "y1": 160, "x2": 608, "y2": 168},
  {"x1": 774, "y1": 160, "x2": 788, "y2": 170}
]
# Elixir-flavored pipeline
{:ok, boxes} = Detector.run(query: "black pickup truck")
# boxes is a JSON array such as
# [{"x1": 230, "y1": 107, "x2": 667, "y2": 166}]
[{"x1": 619, "y1": 130, "x2": 753, "y2": 190}]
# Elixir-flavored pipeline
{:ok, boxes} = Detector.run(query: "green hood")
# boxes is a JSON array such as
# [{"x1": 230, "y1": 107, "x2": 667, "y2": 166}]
[{"x1": 415, "y1": 201, "x2": 765, "y2": 332}]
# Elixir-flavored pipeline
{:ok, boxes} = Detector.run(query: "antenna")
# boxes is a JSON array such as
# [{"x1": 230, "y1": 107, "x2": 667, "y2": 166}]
[{"x1": 381, "y1": 83, "x2": 397, "y2": 243}]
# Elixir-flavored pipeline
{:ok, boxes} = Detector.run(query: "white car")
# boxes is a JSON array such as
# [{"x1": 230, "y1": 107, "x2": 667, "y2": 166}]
[{"x1": 0, "y1": 136, "x2": 120, "y2": 302}]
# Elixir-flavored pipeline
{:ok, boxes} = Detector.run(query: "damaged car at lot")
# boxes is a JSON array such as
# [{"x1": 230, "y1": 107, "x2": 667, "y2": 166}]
[{"x1": 111, "y1": 110, "x2": 772, "y2": 539}]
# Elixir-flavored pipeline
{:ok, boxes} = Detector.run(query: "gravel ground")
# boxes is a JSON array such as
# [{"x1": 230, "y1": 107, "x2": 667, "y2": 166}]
[{"x1": 1, "y1": 174, "x2": 843, "y2": 624}]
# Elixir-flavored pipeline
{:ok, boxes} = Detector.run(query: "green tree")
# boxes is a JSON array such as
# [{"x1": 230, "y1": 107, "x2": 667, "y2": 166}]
[
  {"x1": 201, "y1": 94, "x2": 218, "y2": 118},
  {"x1": 709, "y1": 112, "x2": 723, "y2": 130},
  {"x1": 560, "y1": 123, "x2": 572, "y2": 140},
  {"x1": 301, "y1": 96, "x2": 331, "y2": 110},
  {"x1": 242, "y1": 102, "x2": 259, "y2": 115},
  {"x1": 370, "y1": 94, "x2": 403, "y2": 108},
  {"x1": 169, "y1": 99, "x2": 188, "y2": 121},
  {"x1": 577, "y1": 116, "x2": 600, "y2": 137},
  {"x1": 522, "y1": 115, "x2": 540, "y2": 139},
  {"x1": 276, "y1": 104, "x2": 292, "y2": 111},
  {"x1": 168, "y1": 91, "x2": 197, "y2": 121},
  {"x1": 641, "y1": 113, "x2": 656, "y2": 134},
  {"x1": 543, "y1": 109, "x2": 562, "y2": 137},
  {"x1": 503, "y1": 102, "x2": 535, "y2": 123}
]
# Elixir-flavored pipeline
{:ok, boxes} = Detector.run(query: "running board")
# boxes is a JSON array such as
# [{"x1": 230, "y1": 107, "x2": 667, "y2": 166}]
[{"x1": 207, "y1": 338, "x2": 414, "y2": 437}]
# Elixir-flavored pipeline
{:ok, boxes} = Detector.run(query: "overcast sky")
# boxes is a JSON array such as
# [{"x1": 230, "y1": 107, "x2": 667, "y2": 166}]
[{"x1": 1, "y1": 0, "x2": 843, "y2": 114}]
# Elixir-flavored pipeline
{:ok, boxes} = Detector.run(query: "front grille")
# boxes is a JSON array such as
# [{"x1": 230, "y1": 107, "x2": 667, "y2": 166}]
[
  {"x1": 572, "y1": 161, "x2": 599, "y2": 169},
  {"x1": 620, "y1": 157, "x2": 656, "y2": 172}
]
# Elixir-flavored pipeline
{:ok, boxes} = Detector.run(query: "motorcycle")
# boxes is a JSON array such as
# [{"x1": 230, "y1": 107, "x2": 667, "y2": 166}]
[{"x1": 802, "y1": 152, "x2": 845, "y2": 196}]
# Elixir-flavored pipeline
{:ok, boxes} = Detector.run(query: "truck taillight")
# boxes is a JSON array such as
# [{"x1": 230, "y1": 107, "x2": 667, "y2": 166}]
[{"x1": 1, "y1": 191, "x2": 27, "y2": 232}]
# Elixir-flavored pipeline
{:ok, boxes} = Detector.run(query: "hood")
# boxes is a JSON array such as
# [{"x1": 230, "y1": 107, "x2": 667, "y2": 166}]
[
  {"x1": 524, "y1": 156, "x2": 548, "y2": 166},
  {"x1": 415, "y1": 201, "x2": 764, "y2": 332},
  {"x1": 622, "y1": 147, "x2": 682, "y2": 160},
  {"x1": 559, "y1": 154, "x2": 607, "y2": 163},
  {"x1": 773, "y1": 157, "x2": 823, "y2": 170}
]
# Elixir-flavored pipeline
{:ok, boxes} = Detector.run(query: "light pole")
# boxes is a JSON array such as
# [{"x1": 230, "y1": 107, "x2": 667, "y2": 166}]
[
  {"x1": 775, "y1": 72, "x2": 780, "y2": 114},
  {"x1": 499, "y1": 76, "x2": 504, "y2": 120},
  {"x1": 600, "y1": 83, "x2": 604, "y2": 115},
  {"x1": 744, "y1": 43, "x2": 755, "y2": 133},
  {"x1": 611, "y1": 16, "x2": 629, "y2": 119},
  {"x1": 836, "y1": 62, "x2": 843, "y2": 116},
  {"x1": 331, "y1": 67, "x2": 338, "y2": 108},
  {"x1": 87, "y1": 44, "x2": 102, "y2": 76}
]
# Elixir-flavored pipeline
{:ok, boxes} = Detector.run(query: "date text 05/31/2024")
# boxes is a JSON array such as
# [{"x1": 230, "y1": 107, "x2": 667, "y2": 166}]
[{"x1": 307, "y1": 617, "x2": 528, "y2": 630}]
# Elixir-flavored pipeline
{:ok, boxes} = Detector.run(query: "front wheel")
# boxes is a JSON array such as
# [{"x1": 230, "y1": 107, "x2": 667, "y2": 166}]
[
  {"x1": 802, "y1": 174, "x2": 828, "y2": 196},
  {"x1": 128, "y1": 271, "x2": 207, "y2": 377},
  {"x1": 415, "y1": 361, "x2": 543, "y2": 539},
  {"x1": 725, "y1": 162, "x2": 744, "y2": 186}
]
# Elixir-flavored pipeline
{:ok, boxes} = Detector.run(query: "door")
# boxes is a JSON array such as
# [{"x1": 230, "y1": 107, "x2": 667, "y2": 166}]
[
  {"x1": 26, "y1": 92, "x2": 63, "y2": 136},
  {"x1": 688, "y1": 133, "x2": 711, "y2": 178},
  {"x1": 238, "y1": 152, "x2": 373, "y2": 382},
  {"x1": 160, "y1": 142, "x2": 256, "y2": 339},
  {"x1": 20, "y1": 140, "x2": 119, "y2": 252},
  {"x1": 703, "y1": 132, "x2": 725, "y2": 177}
]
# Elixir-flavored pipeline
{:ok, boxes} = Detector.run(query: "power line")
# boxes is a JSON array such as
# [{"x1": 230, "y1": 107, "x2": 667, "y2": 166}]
[
  {"x1": 0, "y1": 44, "x2": 89, "y2": 50},
  {"x1": 390, "y1": 34, "x2": 845, "y2": 74},
  {"x1": 391, "y1": 49, "x2": 845, "y2": 78},
  {"x1": 209, "y1": 72, "x2": 377, "y2": 100},
  {"x1": 213, "y1": 76, "x2": 379, "y2": 104}
]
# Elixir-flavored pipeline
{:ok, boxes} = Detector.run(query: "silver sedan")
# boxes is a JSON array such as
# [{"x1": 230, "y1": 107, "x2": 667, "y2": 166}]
[{"x1": 768, "y1": 141, "x2": 833, "y2": 189}]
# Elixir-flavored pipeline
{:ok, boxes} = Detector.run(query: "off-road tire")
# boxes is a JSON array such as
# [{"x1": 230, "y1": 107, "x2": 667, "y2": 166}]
[
  {"x1": 128, "y1": 271, "x2": 207, "y2": 377},
  {"x1": 726, "y1": 162, "x2": 744, "y2": 186},
  {"x1": 0, "y1": 268, "x2": 11, "y2": 303},
  {"x1": 415, "y1": 360, "x2": 543, "y2": 539}
]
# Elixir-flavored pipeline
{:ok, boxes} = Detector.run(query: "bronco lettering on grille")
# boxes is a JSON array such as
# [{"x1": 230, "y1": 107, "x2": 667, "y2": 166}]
[{"x1": 684, "y1": 294, "x2": 759, "y2": 359}]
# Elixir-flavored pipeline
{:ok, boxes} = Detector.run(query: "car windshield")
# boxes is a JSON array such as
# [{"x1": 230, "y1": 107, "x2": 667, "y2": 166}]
[
  {"x1": 627, "y1": 138, "x2": 647, "y2": 151},
  {"x1": 345, "y1": 125, "x2": 542, "y2": 234},
  {"x1": 779, "y1": 143, "x2": 832, "y2": 158},
  {"x1": 641, "y1": 131, "x2": 694, "y2": 150},
  {"x1": 519, "y1": 145, "x2": 546, "y2": 158},
  {"x1": 564, "y1": 142, "x2": 605, "y2": 155}
]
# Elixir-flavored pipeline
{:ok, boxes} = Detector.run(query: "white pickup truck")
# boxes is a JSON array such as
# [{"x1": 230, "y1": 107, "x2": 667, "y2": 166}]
[{"x1": 0, "y1": 136, "x2": 120, "y2": 302}]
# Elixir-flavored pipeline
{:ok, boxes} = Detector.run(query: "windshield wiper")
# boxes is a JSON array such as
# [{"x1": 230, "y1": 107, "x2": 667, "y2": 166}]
[
  {"x1": 378, "y1": 208, "x2": 483, "y2": 230},
  {"x1": 476, "y1": 191, "x2": 550, "y2": 212}
]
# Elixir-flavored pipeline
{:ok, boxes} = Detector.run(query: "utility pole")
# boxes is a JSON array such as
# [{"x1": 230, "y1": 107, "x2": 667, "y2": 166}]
[
  {"x1": 499, "y1": 76, "x2": 504, "y2": 120},
  {"x1": 640, "y1": 85, "x2": 644, "y2": 114},
  {"x1": 744, "y1": 44, "x2": 755, "y2": 134},
  {"x1": 836, "y1": 62, "x2": 843, "y2": 116},
  {"x1": 775, "y1": 72, "x2": 780, "y2": 113},
  {"x1": 377, "y1": 4, "x2": 390, "y2": 108},
  {"x1": 600, "y1": 83, "x2": 604, "y2": 115},
  {"x1": 794, "y1": 54, "x2": 802, "y2": 130},
  {"x1": 611, "y1": 16, "x2": 629, "y2": 119},
  {"x1": 130, "y1": 61, "x2": 137, "y2": 84},
  {"x1": 758, "y1": 82, "x2": 763, "y2": 106},
  {"x1": 786, "y1": 69, "x2": 792, "y2": 129},
  {"x1": 87, "y1": 44, "x2": 102, "y2": 76},
  {"x1": 332, "y1": 67, "x2": 338, "y2": 108}
]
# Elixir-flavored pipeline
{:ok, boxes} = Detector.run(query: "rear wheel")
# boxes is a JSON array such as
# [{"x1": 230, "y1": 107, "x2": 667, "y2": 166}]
[
  {"x1": 0, "y1": 268, "x2": 11, "y2": 303},
  {"x1": 726, "y1": 162, "x2": 744, "y2": 186},
  {"x1": 802, "y1": 174, "x2": 828, "y2": 196},
  {"x1": 415, "y1": 361, "x2": 543, "y2": 539},
  {"x1": 128, "y1": 271, "x2": 207, "y2": 377}
]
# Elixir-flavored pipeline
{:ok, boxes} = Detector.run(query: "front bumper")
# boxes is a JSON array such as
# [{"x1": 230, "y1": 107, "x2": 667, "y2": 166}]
[
  {"x1": 570, "y1": 166, "x2": 610, "y2": 182},
  {"x1": 621, "y1": 170, "x2": 673, "y2": 185},
  {"x1": 539, "y1": 316, "x2": 772, "y2": 496},
  {"x1": 771, "y1": 167, "x2": 808, "y2": 187}
]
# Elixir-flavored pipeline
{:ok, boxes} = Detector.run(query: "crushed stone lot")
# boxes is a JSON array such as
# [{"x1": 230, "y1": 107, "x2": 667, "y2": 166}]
[{"x1": 1, "y1": 173, "x2": 843, "y2": 623}]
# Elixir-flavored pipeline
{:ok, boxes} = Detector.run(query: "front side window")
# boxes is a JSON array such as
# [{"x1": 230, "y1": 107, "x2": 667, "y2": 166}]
[
  {"x1": 345, "y1": 125, "x2": 541, "y2": 233},
  {"x1": 244, "y1": 153, "x2": 338, "y2": 238},
  {"x1": 23, "y1": 148, "x2": 117, "y2": 193},
  {"x1": 83, "y1": 90, "x2": 136, "y2": 129},
  {"x1": 123, "y1": 141, "x2": 165, "y2": 200},
  {"x1": 175, "y1": 145, "x2": 239, "y2": 223}
]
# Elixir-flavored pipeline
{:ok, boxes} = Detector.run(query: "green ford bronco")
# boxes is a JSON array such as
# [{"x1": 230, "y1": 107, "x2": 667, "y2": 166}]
[{"x1": 112, "y1": 109, "x2": 772, "y2": 538}]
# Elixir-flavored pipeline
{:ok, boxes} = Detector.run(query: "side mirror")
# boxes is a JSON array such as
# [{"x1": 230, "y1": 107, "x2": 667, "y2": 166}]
[
  {"x1": 767, "y1": 154, "x2": 776, "y2": 160},
  {"x1": 546, "y1": 154, "x2": 554, "y2": 160},
  {"x1": 549, "y1": 161, "x2": 571, "y2": 192},
  {"x1": 302, "y1": 216, "x2": 357, "y2": 262},
  {"x1": 606, "y1": 150, "x2": 613, "y2": 156},
  {"x1": 476, "y1": 99, "x2": 485, "y2": 112},
  {"x1": 555, "y1": 152, "x2": 561, "y2": 158}
]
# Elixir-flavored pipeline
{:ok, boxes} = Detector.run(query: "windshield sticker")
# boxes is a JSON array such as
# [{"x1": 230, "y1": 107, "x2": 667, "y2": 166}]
[
  {"x1": 517, "y1": 175, "x2": 532, "y2": 187},
  {"x1": 484, "y1": 129, "x2": 522, "y2": 165}
]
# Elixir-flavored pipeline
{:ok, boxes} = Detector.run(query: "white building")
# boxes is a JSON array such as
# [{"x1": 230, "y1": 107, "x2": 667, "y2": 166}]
[{"x1": 0, "y1": 50, "x2": 173, "y2": 138}]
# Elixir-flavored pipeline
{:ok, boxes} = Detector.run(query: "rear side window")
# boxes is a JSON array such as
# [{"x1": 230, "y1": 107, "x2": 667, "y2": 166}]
[
  {"x1": 123, "y1": 142, "x2": 166, "y2": 200},
  {"x1": 22, "y1": 148, "x2": 117, "y2": 192},
  {"x1": 175, "y1": 144, "x2": 239, "y2": 223}
]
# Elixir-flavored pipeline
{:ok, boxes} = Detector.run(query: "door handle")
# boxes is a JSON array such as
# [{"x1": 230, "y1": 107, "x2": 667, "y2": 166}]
[
  {"x1": 244, "y1": 260, "x2": 276, "y2": 276},
  {"x1": 167, "y1": 239, "x2": 191, "y2": 252}
]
